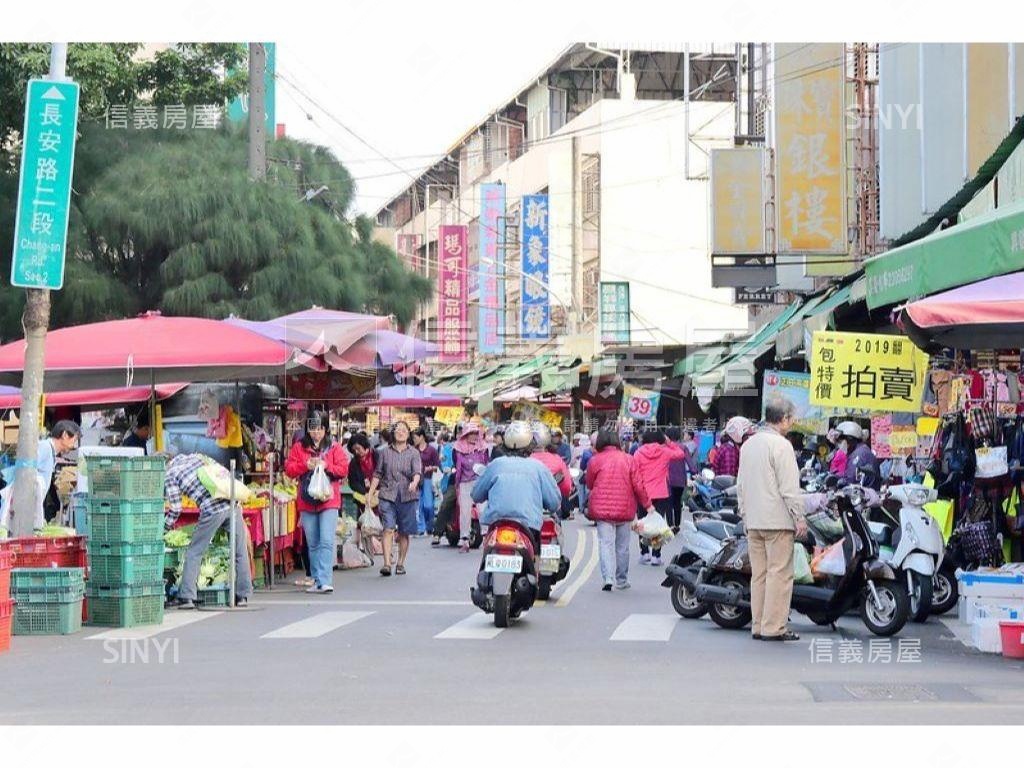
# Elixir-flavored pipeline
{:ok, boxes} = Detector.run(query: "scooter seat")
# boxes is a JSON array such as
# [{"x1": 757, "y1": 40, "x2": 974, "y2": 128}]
[
  {"x1": 695, "y1": 519, "x2": 736, "y2": 540},
  {"x1": 712, "y1": 475, "x2": 736, "y2": 490},
  {"x1": 723, "y1": 485, "x2": 738, "y2": 498},
  {"x1": 715, "y1": 511, "x2": 743, "y2": 525}
]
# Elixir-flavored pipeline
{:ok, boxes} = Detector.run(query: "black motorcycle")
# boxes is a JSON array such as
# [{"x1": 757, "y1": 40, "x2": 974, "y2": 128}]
[{"x1": 668, "y1": 484, "x2": 911, "y2": 636}]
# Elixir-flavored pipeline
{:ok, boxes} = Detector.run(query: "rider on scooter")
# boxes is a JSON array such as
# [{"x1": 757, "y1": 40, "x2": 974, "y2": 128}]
[
  {"x1": 529, "y1": 422, "x2": 573, "y2": 506},
  {"x1": 471, "y1": 421, "x2": 563, "y2": 551}
]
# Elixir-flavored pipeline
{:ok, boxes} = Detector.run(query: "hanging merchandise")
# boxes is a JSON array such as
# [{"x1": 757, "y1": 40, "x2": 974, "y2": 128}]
[
  {"x1": 207, "y1": 405, "x2": 229, "y2": 440},
  {"x1": 197, "y1": 388, "x2": 220, "y2": 421},
  {"x1": 216, "y1": 406, "x2": 244, "y2": 449}
]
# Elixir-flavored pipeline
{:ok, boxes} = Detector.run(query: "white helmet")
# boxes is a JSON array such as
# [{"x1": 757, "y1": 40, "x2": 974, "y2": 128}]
[
  {"x1": 502, "y1": 421, "x2": 534, "y2": 450},
  {"x1": 724, "y1": 416, "x2": 754, "y2": 445},
  {"x1": 836, "y1": 421, "x2": 864, "y2": 441},
  {"x1": 531, "y1": 421, "x2": 552, "y2": 448}
]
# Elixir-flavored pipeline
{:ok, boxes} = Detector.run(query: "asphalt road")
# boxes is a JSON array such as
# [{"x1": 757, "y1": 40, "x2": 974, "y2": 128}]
[{"x1": 2, "y1": 518, "x2": 1023, "y2": 725}]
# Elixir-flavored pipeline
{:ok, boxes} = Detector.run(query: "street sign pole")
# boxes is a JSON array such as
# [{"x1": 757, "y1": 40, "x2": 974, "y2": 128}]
[{"x1": 10, "y1": 44, "x2": 79, "y2": 537}]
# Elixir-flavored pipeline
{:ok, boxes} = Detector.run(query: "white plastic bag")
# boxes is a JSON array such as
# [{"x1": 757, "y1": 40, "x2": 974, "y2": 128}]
[
  {"x1": 359, "y1": 508, "x2": 383, "y2": 537},
  {"x1": 307, "y1": 464, "x2": 333, "y2": 502},
  {"x1": 340, "y1": 538, "x2": 372, "y2": 569},
  {"x1": 811, "y1": 540, "x2": 846, "y2": 578},
  {"x1": 975, "y1": 446, "x2": 1009, "y2": 479},
  {"x1": 636, "y1": 511, "x2": 672, "y2": 542},
  {"x1": 793, "y1": 543, "x2": 813, "y2": 584}
]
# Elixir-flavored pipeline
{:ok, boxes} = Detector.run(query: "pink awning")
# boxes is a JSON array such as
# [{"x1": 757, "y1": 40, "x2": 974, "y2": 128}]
[{"x1": 0, "y1": 383, "x2": 188, "y2": 410}]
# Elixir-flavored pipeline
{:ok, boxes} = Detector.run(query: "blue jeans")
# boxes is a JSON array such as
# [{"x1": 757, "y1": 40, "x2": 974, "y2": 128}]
[
  {"x1": 417, "y1": 481, "x2": 436, "y2": 534},
  {"x1": 300, "y1": 508, "x2": 338, "y2": 588},
  {"x1": 596, "y1": 520, "x2": 631, "y2": 586}
]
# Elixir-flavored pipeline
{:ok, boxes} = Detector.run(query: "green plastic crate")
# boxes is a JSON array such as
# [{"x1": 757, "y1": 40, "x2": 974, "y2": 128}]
[
  {"x1": 85, "y1": 582, "x2": 165, "y2": 628},
  {"x1": 88, "y1": 504, "x2": 164, "y2": 545},
  {"x1": 88, "y1": 542, "x2": 165, "y2": 585},
  {"x1": 164, "y1": 547, "x2": 183, "y2": 573},
  {"x1": 10, "y1": 567, "x2": 85, "y2": 591},
  {"x1": 14, "y1": 599, "x2": 83, "y2": 635},
  {"x1": 10, "y1": 581, "x2": 85, "y2": 604},
  {"x1": 86, "y1": 456, "x2": 166, "y2": 499},
  {"x1": 197, "y1": 585, "x2": 230, "y2": 606}
]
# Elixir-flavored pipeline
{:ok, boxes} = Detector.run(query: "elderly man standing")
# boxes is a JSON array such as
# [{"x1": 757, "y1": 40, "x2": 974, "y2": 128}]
[{"x1": 736, "y1": 396, "x2": 807, "y2": 642}]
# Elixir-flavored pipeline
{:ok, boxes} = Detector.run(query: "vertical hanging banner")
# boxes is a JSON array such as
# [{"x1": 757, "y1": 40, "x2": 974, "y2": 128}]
[
  {"x1": 710, "y1": 147, "x2": 766, "y2": 254},
  {"x1": 438, "y1": 224, "x2": 468, "y2": 363},
  {"x1": 520, "y1": 194, "x2": 550, "y2": 340},
  {"x1": 599, "y1": 281, "x2": 630, "y2": 345},
  {"x1": 774, "y1": 43, "x2": 847, "y2": 256},
  {"x1": 808, "y1": 331, "x2": 929, "y2": 413},
  {"x1": 478, "y1": 183, "x2": 506, "y2": 354}
]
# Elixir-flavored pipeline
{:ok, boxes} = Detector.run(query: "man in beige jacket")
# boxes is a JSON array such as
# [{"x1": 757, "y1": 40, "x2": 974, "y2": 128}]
[{"x1": 736, "y1": 396, "x2": 807, "y2": 642}]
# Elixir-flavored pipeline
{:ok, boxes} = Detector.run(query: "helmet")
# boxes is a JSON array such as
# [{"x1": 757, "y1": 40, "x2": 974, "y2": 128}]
[
  {"x1": 836, "y1": 421, "x2": 864, "y2": 441},
  {"x1": 724, "y1": 416, "x2": 754, "y2": 445},
  {"x1": 532, "y1": 422, "x2": 552, "y2": 448},
  {"x1": 502, "y1": 420, "x2": 534, "y2": 450}
]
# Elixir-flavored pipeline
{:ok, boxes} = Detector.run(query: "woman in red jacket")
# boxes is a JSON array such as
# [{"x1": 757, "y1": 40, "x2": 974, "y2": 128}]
[
  {"x1": 284, "y1": 412, "x2": 350, "y2": 594},
  {"x1": 632, "y1": 429, "x2": 686, "y2": 566},
  {"x1": 586, "y1": 429, "x2": 655, "y2": 591}
]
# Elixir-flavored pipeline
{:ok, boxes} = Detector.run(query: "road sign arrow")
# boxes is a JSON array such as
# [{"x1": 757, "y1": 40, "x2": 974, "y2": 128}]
[{"x1": 41, "y1": 85, "x2": 66, "y2": 100}]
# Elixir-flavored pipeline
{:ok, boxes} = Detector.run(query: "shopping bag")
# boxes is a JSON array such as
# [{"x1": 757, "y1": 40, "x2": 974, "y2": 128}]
[
  {"x1": 359, "y1": 508, "x2": 383, "y2": 537},
  {"x1": 197, "y1": 462, "x2": 253, "y2": 502},
  {"x1": 793, "y1": 543, "x2": 814, "y2": 584},
  {"x1": 810, "y1": 540, "x2": 846, "y2": 578},
  {"x1": 307, "y1": 464, "x2": 333, "y2": 502},
  {"x1": 975, "y1": 445, "x2": 1009, "y2": 479},
  {"x1": 636, "y1": 511, "x2": 671, "y2": 541},
  {"x1": 339, "y1": 538, "x2": 372, "y2": 569}
]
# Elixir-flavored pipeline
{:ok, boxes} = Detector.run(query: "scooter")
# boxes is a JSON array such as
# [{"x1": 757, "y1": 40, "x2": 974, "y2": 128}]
[
  {"x1": 688, "y1": 469, "x2": 738, "y2": 513},
  {"x1": 674, "y1": 484, "x2": 911, "y2": 636},
  {"x1": 661, "y1": 510, "x2": 742, "y2": 618},
  {"x1": 870, "y1": 484, "x2": 956, "y2": 621},
  {"x1": 536, "y1": 513, "x2": 571, "y2": 600}
]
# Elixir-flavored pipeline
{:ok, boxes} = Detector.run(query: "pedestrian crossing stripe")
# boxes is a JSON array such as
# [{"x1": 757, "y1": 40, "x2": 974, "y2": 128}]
[
  {"x1": 260, "y1": 610, "x2": 375, "y2": 639},
  {"x1": 610, "y1": 613, "x2": 680, "y2": 642}
]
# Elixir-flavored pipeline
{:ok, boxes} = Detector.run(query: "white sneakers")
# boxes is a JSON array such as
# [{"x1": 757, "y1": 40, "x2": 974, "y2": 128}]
[
  {"x1": 639, "y1": 553, "x2": 651, "y2": 565},
  {"x1": 305, "y1": 584, "x2": 334, "y2": 594}
]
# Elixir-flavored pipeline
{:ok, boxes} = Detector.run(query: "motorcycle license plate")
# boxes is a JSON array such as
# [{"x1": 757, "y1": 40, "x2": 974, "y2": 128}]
[
  {"x1": 485, "y1": 554, "x2": 523, "y2": 573},
  {"x1": 540, "y1": 544, "x2": 561, "y2": 559}
]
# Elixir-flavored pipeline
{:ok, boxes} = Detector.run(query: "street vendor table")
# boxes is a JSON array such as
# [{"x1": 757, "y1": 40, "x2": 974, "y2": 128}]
[{"x1": 172, "y1": 501, "x2": 300, "y2": 552}]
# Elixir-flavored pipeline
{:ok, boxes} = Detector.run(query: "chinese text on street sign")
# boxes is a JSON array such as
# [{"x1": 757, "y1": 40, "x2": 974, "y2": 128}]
[
  {"x1": 520, "y1": 194, "x2": 550, "y2": 340},
  {"x1": 479, "y1": 183, "x2": 506, "y2": 354},
  {"x1": 11, "y1": 79, "x2": 80, "y2": 290},
  {"x1": 437, "y1": 224, "x2": 467, "y2": 363},
  {"x1": 809, "y1": 331, "x2": 929, "y2": 413},
  {"x1": 774, "y1": 43, "x2": 848, "y2": 261},
  {"x1": 710, "y1": 147, "x2": 766, "y2": 254},
  {"x1": 599, "y1": 282, "x2": 630, "y2": 345}
]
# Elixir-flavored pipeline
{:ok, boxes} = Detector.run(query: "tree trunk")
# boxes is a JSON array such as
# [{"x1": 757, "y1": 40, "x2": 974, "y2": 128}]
[{"x1": 11, "y1": 288, "x2": 51, "y2": 537}]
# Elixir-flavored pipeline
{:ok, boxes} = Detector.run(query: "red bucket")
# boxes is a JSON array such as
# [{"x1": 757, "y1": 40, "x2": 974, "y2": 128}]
[{"x1": 998, "y1": 621, "x2": 1024, "y2": 659}]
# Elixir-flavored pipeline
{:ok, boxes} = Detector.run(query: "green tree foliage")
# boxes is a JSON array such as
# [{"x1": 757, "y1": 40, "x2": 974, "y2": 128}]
[{"x1": 0, "y1": 44, "x2": 432, "y2": 341}]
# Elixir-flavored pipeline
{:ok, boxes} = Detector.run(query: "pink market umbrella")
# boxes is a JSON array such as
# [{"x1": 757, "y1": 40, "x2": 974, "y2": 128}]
[
  {"x1": 0, "y1": 312, "x2": 301, "y2": 392},
  {"x1": 372, "y1": 384, "x2": 461, "y2": 407},
  {"x1": 899, "y1": 271, "x2": 1024, "y2": 350},
  {"x1": 0, "y1": 383, "x2": 188, "y2": 410}
]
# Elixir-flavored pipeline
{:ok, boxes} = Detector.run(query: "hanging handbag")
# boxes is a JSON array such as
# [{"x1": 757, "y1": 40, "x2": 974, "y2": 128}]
[
  {"x1": 968, "y1": 406, "x2": 997, "y2": 442},
  {"x1": 958, "y1": 520, "x2": 1003, "y2": 565},
  {"x1": 975, "y1": 445, "x2": 1009, "y2": 479}
]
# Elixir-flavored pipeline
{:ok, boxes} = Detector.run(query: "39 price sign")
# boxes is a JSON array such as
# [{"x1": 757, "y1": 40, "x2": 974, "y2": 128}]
[{"x1": 622, "y1": 385, "x2": 660, "y2": 421}]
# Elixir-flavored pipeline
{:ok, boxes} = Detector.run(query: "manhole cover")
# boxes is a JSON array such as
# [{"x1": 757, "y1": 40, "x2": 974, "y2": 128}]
[{"x1": 843, "y1": 684, "x2": 938, "y2": 702}]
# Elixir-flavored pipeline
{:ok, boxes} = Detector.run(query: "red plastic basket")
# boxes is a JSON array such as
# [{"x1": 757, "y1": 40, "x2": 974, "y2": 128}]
[
  {"x1": 0, "y1": 598, "x2": 13, "y2": 653},
  {"x1": 0, "y1": 547, "x2": 11, "y2": 601},
  {"x1": 3, "y1": 536, "x2": 88, "y2": 570}
]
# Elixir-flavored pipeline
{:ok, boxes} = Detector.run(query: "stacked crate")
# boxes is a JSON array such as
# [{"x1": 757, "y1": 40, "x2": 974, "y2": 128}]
[
  {"x1": 10, "y1": 567, "x2": 85, "y2": 635},
  {"x1": 0, "y1": 545, "x2": 13, "y2": 652},
  {"x1": 85, "y1": 456, "x2": 167, "y2": 627}
]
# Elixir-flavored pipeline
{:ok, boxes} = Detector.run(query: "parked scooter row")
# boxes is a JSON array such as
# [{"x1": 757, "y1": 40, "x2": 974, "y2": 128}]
[{"x1": 663, "y1": 469, "x2": 958, "y2": 635}]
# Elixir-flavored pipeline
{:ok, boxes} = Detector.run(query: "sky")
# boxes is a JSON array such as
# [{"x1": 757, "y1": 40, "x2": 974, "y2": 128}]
[{"x1": 5, "y1": 0, "x2": 1006, "y2": 218}]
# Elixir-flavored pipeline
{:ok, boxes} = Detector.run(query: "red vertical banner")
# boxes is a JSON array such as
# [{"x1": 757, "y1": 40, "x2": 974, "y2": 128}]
[{"x1": 438, "y1": 224, "x2": 468, "y2": 363}]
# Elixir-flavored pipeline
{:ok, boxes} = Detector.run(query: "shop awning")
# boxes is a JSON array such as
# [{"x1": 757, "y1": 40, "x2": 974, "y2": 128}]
[
  {"x1": 775, "y1": 282, "x2": 857, "y2": 358},
  {"x1": 865, "y1": 195, "x2": 1024, "y2": 310},
  {"x1": 371, "y1": 384, "x2": 461, "y2": 407},
  {"x1": 0, "y1": 383, "x2": 187, "y2": 410},
  {"x1": 539, "y1": 361, "x2": 580, "y2": 394},
  {"x1": 672, "y1": 344, "x2": 730, "y2": 379},
  {"x1": 899, "y1": 271, "x2": 1024, "y2": 350}
]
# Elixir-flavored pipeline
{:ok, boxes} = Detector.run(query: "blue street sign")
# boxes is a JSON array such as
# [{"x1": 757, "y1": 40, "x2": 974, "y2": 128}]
[{"x1": 10, "y1": 79, "x2": 80, "y2": 290}]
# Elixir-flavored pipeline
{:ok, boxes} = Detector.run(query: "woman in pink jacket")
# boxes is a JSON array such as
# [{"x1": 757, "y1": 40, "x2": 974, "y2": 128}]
[
  {"x1": 632, "y1": 429, "x2": 686, "y2": 566},
  {"x1": 586, "y1": 429, "x2": 655, "y2": 591}
]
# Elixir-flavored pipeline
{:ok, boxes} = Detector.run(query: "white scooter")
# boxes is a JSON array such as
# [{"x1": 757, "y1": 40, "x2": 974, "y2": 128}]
[{"x1": 870, "y1": 483, "x2": 948, "y2": 623}]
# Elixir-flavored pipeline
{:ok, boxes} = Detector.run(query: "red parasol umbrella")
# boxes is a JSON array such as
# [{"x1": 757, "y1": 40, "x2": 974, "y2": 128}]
[
  {"x1": 0, "y1": 383, "x2": 187, "y2": 410},
  {"x1": 0, "y1": 312, "x2": 301, "y2": 391}
]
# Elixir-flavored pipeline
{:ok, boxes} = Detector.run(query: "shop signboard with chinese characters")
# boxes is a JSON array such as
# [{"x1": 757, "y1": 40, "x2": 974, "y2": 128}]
[
  {"x1": 520, "y1": 194, "x2": 550, "y2": 340},
  {"x1": 761, "y1": 370, "x2": 828, "y2": 435},
  {"x1": 11, "y1": 79, "x2": 80, "y2": 289},
  {"x1": 774, "y1": 43, "x2": 848, "y2": 269},
  {"x1": 227, "y1": 42, "x2": 277, "y2": 132},
  {"x1": 809, "y1": 332, "x2": 929, "y2": 413},
  {"x1": 599, "y1": 281, "x2": 630, "y2": 344},
  {"x1": 621, "y1": 385, "x2": 660, "y2": 422},
  {"x1": 438, "y1": 224, "x2": 468, "y2": 363},
  {"x1": 710, "y1": 147, "x2": 766, "y2": 254},
  {"x1": 478, "y1": 183, "x2": 506, "y2": 354},
  {"x1": 433, "y1": 407, "x2": 465, "y2": 428}
]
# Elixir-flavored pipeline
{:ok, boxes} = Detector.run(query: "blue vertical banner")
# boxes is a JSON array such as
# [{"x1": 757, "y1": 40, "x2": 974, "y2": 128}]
[
  {"x1": 520, "y1": 193, "x2": 550, "y2": 340},
  {"x1": 478, "y1": 183, "x2": 506, "y2": 354},
  {"x1": 227, "y1": 42, "x2": 276, "y2": 132}
]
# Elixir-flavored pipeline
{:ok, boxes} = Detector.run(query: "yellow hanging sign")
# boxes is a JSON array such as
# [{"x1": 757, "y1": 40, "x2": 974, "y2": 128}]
[
  {"x1": 809, "y1": 331, "x2": 929, "y2": 413},
  {"x1": 433, "y1": 407, "x2": 465, "y2": 428}
]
